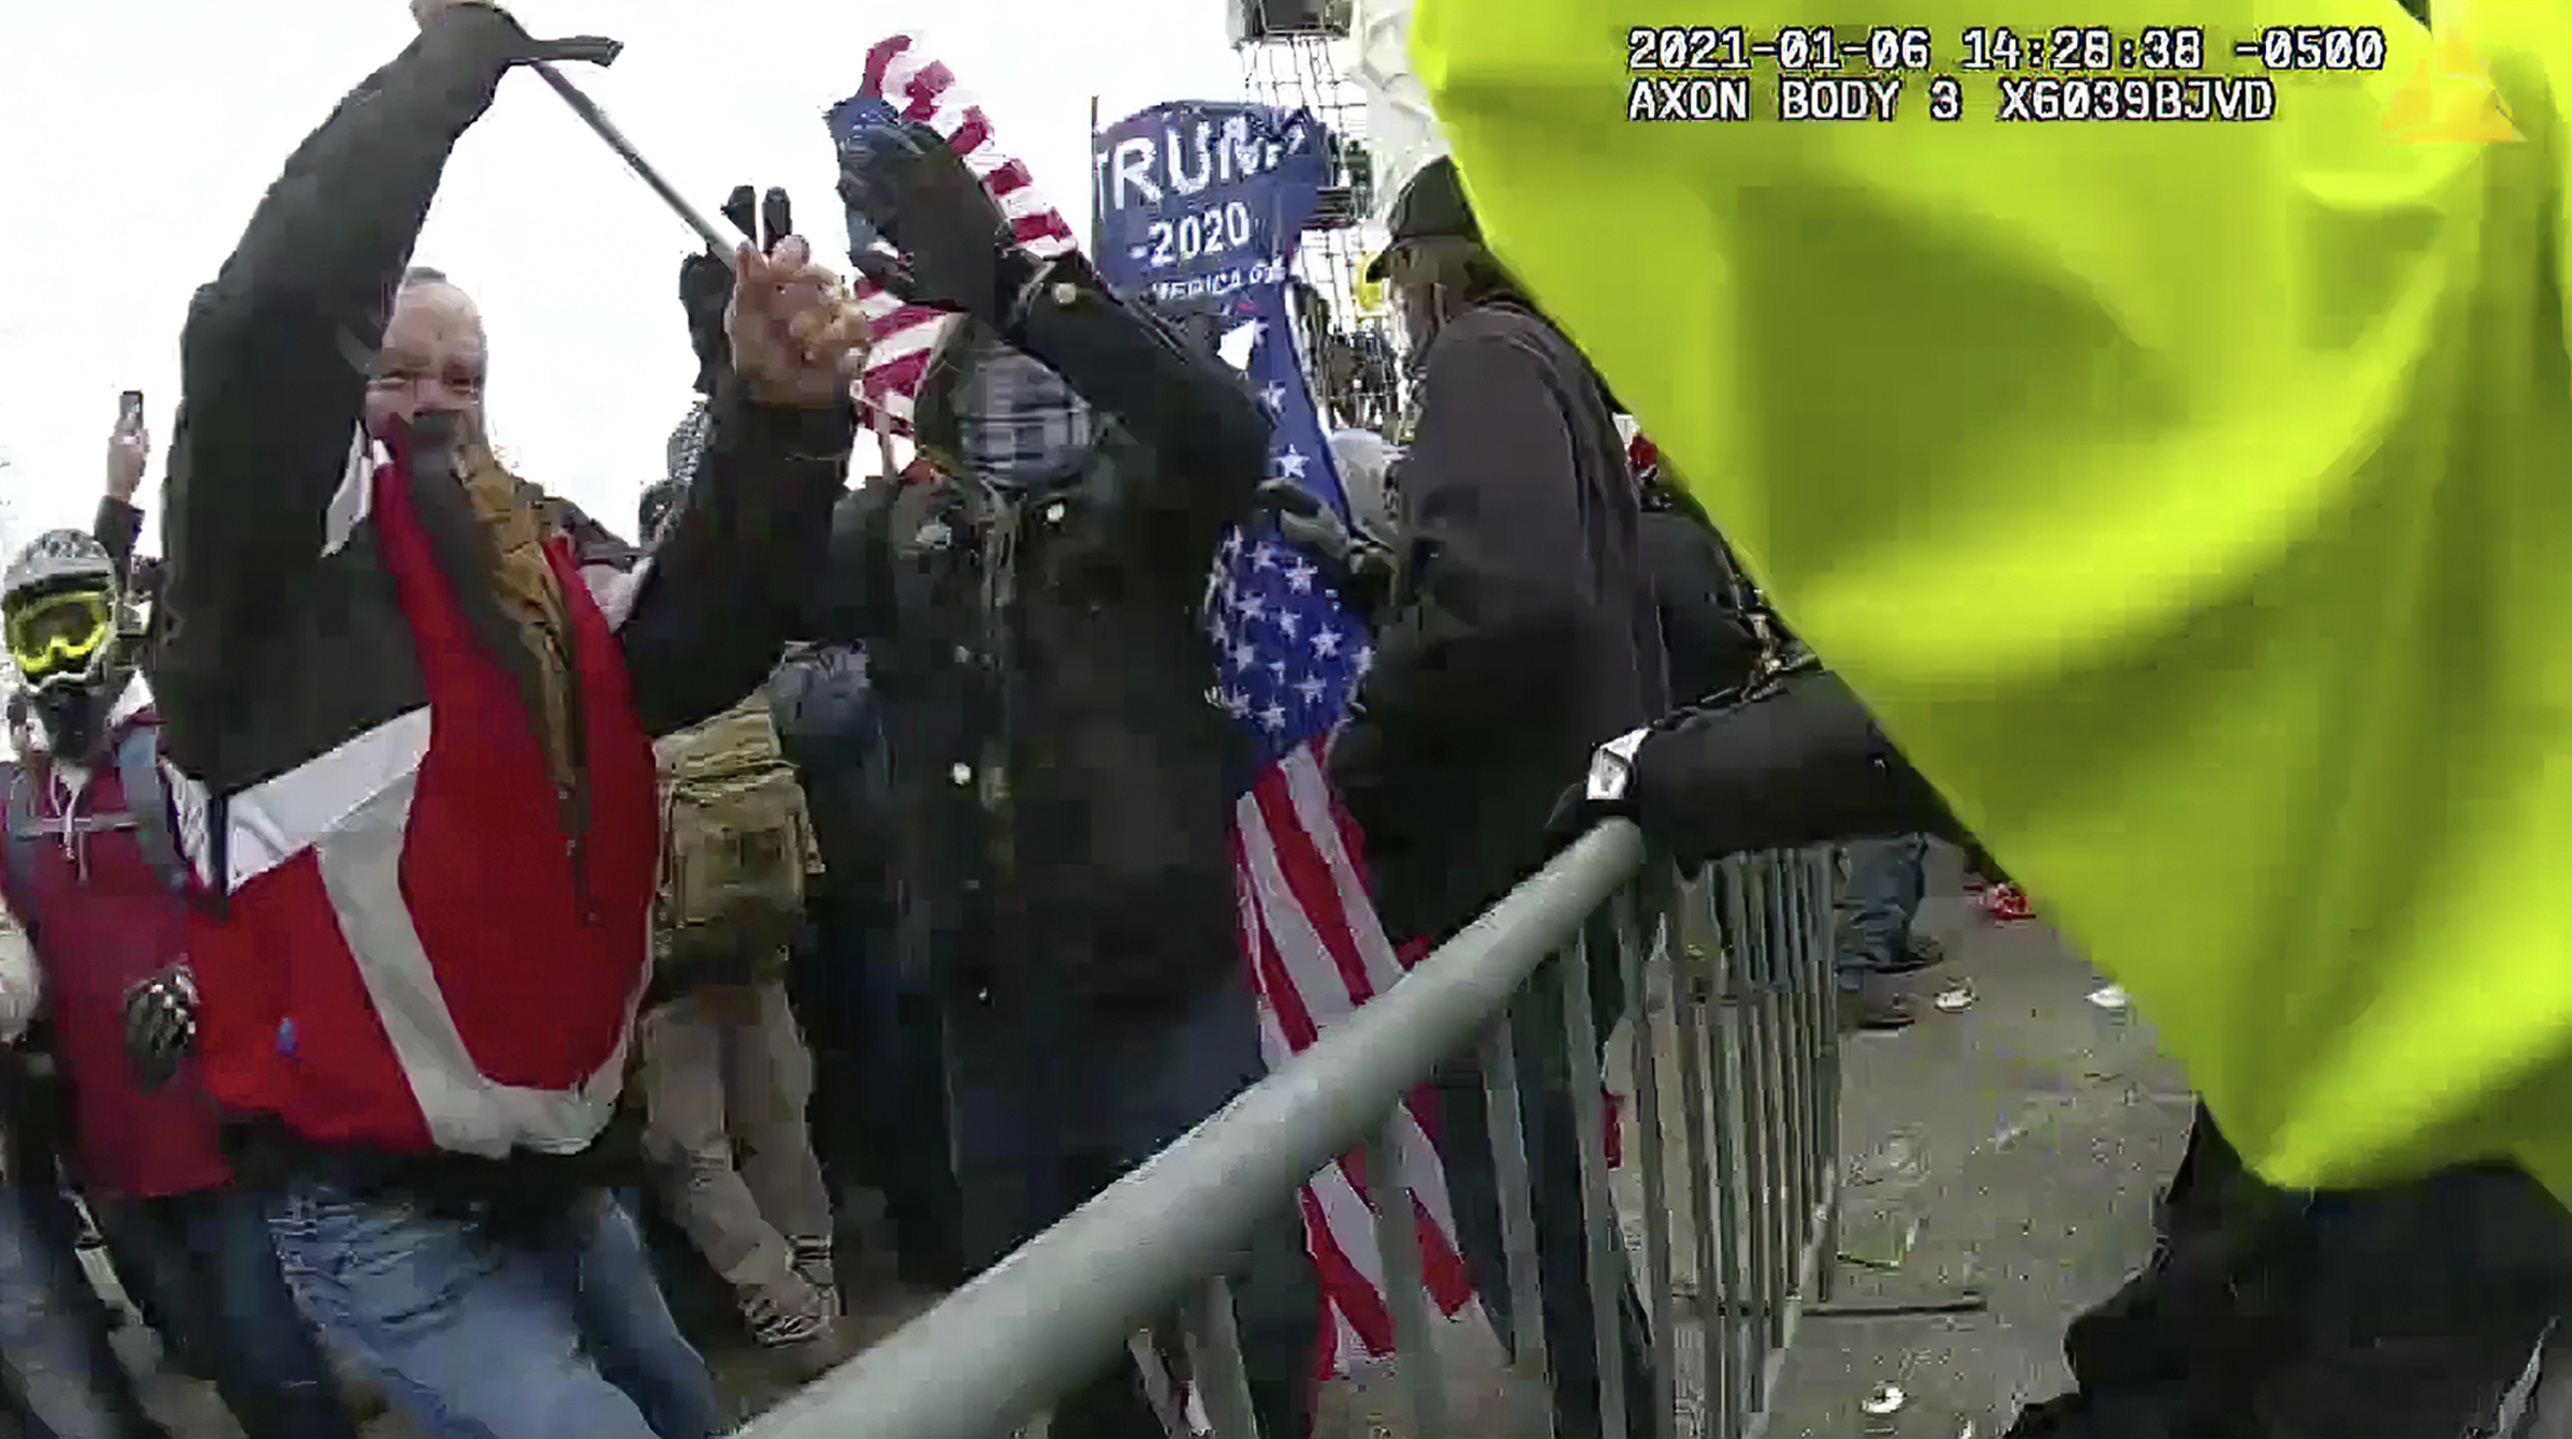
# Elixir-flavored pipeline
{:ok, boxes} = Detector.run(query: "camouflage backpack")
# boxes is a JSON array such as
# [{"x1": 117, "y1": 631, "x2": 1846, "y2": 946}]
[{"x1": 654, "y1": 687, "x2": 816, "y2": 965}]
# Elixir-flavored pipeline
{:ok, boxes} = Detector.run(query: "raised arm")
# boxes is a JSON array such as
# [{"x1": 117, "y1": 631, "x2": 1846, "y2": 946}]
[
  {"x1": 162, "y1": 5, "x2": 542, "y2": 593},
  {"x1": 1005, "y1": 257, "x2": 1272, "y2": 531}
]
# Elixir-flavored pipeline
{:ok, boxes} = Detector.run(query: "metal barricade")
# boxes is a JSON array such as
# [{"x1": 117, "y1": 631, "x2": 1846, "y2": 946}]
[{"x1": 741, "y1": 823, "x2": 1843, "y2": 1439}]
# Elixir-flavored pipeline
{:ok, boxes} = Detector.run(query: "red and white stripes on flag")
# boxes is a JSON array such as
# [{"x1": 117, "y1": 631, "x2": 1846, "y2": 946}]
[
  {"x1": 845, "y1": 36, "x2": 1081, "y2": 434},
  {"x1": 1232, "y1": 739, "x2": 1479, "y2": 1374}
]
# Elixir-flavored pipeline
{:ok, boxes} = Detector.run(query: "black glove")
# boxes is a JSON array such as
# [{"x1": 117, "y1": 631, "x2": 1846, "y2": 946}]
[
  {"x1": 121, "y1": 963, "x2": 198, "y2": 1092},
  {"x1": 836, "y1": 119, "x2": 1029, "y2": 328},
  {"x1": 425, "y1": 3, "x2": 623, "y2": 71},
  {"x1": 1258, "y1": 480, "x2": 1400, "y2": 617},
  {"x1": 681, "y1": 185, "x2": 797, "y2": 396}
]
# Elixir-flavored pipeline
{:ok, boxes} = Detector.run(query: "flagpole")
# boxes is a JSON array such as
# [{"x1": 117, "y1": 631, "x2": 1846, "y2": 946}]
[
  {"x1": 533, "y1": 61, "x2": 737, "y2": 259},
  {"x1": 1088, "y1": 94, "x2": 1104, "y2": 258}
]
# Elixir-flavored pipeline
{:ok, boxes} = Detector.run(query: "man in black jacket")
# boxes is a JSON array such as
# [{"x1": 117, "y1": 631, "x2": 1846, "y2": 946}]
[
  {"x1": 820, "y1": 123, "x2": 1314, "y2": 1438},
  {"x1": 1331, "y1": 157, "x2": 1668, "y2": 1439}
]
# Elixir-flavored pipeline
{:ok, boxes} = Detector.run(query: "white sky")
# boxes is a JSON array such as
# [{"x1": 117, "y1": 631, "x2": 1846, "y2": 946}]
[{"x1": 0, "y1": 0, "x2": 1247, "y2": 557}]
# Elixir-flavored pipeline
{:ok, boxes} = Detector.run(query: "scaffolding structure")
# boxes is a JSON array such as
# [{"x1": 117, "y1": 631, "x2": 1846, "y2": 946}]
[{"x1": 1237, "y1": 12, "x2": 1408, "y2": 440}]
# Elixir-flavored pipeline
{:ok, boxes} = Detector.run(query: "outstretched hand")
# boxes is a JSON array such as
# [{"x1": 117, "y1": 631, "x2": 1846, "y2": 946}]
[{"x1": 726, "y1": 236, "x2": 869, "y2": 411}]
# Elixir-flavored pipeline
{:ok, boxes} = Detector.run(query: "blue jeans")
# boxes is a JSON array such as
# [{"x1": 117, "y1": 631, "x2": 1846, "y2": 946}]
[
  {"x1": 1836, "y1": 833, "x2": 1928, "y2": 993},
  {"x1": 270, "y1": 1181, "x2": 727, "y2": 1439},
  {"x1": 944, "y1": 973, "x2": 1314, "y2": 1439},
  {"x1": 94, "y1": 1187, "x2": 352, "y2": 1438}
]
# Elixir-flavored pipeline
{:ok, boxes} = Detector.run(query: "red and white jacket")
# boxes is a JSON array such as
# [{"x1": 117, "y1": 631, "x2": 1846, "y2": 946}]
[{"x1": 154, "y1": 7, "x2": 852, "y2": 1162}]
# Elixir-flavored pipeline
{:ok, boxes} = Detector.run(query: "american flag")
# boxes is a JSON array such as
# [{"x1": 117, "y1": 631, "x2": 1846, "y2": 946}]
[
  {"x1": 830, "y1": 36, "x2": 1081, "y2": 433},
  {"x1": 1213, "y1": 483, "x2": 1479, "y2": 1365}
]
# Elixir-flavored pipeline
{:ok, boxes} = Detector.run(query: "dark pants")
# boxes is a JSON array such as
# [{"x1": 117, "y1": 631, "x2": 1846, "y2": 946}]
[
  {"x1": 2008, "y1": 1106, "x2": 2572, "y2": 1439},
  {"x1": 788, "y1": 885, "x2": 961, "y2": 1284},
  {"x1": 0, "y1": 1069, "x2": 167, "y2": 1439},
  {"x1": 1433, "y1": 949, "x2": 1657, "y2": 1439},
  {"x1": 1834, "y1": 834, "x2": 1926, "y2": 992},
  {"x1": 91, "y1": 1188, "x2": 354, "y2": 1439},
  {"x1": 943, "y1": 971, "x2": 1316, "y2": 1439}
]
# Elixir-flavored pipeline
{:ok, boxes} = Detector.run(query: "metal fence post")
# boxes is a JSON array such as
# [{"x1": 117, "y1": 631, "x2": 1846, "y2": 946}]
[
  {"x1": 1559, "y1": 930, "x2": 1630, "y2": 1439},
  {"x1": 1614, "y1": 883, "x2": 1680, "y2": 1439},
  {"x1": 1367, "y1": 1115, "x2": 1448, "y2": 1439},
  {"x1": 1667, "y1": 868, "x2": 1734, "y2": 1437},
  {"x1": 1179, "y1": 1277, "x2": 1263, "y2": 1439},
  {"x1": 1807, "y1": 848, "x2": 1844, "y2": 1304},
  {"x1": 1479, "y1": 1016, "x2": 1556, "y2": 1439},
  {"x1": 1729, "y1": 859, "x2": 1779, "y2": 1405}
]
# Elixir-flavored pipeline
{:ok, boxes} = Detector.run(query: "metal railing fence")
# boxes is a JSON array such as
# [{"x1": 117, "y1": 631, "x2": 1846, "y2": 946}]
[{"x1": 742, "y1": 821, "x2": 1843, "y2": 1439}]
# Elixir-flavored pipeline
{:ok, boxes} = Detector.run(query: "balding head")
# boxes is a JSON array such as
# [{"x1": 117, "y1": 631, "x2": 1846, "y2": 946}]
[{"x1": 366, "y1": 268, "x2": 489, "y2": 439}]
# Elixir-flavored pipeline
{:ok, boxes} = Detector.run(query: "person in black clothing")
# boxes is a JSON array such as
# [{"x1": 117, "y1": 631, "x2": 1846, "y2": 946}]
[
  {"x1": 808, "y1": 121, "x2": 1315, "y2": 1438},
  {"x1": 1331, "y1": 156, "x2": 1668, "y2": 1439},
  {"x1": 766, "y1": 630, "x2": 963, "y2": 1291}
]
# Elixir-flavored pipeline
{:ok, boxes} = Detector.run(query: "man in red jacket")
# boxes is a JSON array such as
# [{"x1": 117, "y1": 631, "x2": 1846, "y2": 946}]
[{"x1": 123, "y1": 2, "x2": 869, "y2": 1436}]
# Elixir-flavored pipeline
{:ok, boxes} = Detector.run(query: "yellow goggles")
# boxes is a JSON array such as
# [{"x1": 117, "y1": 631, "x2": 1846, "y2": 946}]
[{"x1": 6, "y1": 589, "x2": 112, "y2": 684}]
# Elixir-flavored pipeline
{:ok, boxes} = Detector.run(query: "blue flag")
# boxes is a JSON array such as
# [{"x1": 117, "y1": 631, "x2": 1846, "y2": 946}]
[{"x1": 1092, "y1": 101, "x2": 1365, "y2": 767}]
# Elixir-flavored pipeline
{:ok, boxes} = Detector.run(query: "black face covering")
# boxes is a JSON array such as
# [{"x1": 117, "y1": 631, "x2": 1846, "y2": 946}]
[{"x1": 32, "y1": 681, "x2": 114, "y2": 763}]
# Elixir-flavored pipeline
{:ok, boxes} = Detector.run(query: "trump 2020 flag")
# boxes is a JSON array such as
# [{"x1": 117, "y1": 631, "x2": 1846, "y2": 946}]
[{"x1": 1093, "y1": 99, "x2": 1476, "y2": 1378}]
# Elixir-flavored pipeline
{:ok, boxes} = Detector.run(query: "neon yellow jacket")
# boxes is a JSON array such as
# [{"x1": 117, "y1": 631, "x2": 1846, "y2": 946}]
[{"x1": 1412, "y1": 1, "x2": 2572, "y2": 1196}]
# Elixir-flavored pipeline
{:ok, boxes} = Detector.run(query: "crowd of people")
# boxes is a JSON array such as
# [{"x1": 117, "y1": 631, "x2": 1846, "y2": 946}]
[{"x1": 0, "y1": 1, "x2": 2558, "y2": 1438}]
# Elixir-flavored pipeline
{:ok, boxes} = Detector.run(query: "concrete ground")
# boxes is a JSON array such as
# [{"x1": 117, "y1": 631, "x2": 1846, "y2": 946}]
[{"x1": 1758, "y1": 861, "x2": 2191, "y2": 1439}]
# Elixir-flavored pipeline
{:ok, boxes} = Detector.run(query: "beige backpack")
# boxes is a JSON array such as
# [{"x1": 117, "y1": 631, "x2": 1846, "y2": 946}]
[{"x1": 654, "y1": 688, "x2": 816, "y2": 963}]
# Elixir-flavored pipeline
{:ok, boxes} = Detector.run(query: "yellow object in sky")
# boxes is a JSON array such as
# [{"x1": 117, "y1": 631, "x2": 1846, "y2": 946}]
[{"x1": 1412, "y1": 0, "x2": 2572, "y2": 1198}]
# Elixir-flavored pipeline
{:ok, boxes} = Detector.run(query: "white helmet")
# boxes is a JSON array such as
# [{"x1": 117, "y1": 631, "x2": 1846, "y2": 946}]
[{"x1": 2, "y1": 529, "x2": 122, "y2": 692}]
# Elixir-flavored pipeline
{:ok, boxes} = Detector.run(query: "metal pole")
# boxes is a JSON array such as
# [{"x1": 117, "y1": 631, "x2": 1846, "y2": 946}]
[
  {"x1": 1088, "y1": 93, "x2": 1105, "y2": 258},
  {"x1": 532, "y1": 62, "x2": 736, "y2": 259},
  {"x1": 1368, "y1": 1117, "x2": 1448, "y2": 1439}
]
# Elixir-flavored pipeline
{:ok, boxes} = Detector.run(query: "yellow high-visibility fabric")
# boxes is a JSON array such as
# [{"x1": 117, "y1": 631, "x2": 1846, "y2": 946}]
[{"x1": 1412, "y1": 1, "x2": 2572, "y2": 1196}]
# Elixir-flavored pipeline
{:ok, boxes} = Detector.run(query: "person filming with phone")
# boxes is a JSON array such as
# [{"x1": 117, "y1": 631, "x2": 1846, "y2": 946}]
[{"x1": 99, "y1": 392, "x2": 167, "y2": 661}]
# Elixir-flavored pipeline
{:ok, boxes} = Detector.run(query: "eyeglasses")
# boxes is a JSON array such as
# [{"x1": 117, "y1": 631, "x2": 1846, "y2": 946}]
[{"x1": 5, "y1": 589, "x2": 112, "y2": 687}]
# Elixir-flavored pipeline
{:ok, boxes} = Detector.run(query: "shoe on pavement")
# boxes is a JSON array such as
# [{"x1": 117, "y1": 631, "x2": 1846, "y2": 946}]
[
  {"x1": 1838, "y1": 984, "x2": 1915, "y2": 1032},
  {"x1": 1884, "y1": 933, "x2": 1947, "y2": 973}
]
